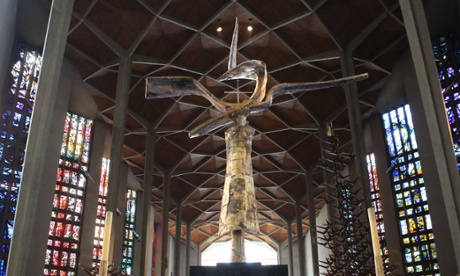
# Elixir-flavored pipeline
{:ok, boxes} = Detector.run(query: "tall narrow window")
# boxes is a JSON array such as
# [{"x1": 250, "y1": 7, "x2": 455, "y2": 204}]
[
  {"x1": 433, "y1": 34, "x2": 460, "y2": 168},
  {"x1": 121, "y1": 189, "x2": 137, "y2": 275},
  {"x1": 382, "y1": 105, "x2": 439, "y2": 274},
  {"x1": 366, "y1": 153, "x2": 389, "y2": 266},
  {"x1": 0, "y1": 44, "x2": 41, "y2": 275},
  {"x1": 44, "y1": 113, "x2": 93, "y2": 276},
  {"x1": 93, "y1": 158, "x2": 110, "y2": 267}
]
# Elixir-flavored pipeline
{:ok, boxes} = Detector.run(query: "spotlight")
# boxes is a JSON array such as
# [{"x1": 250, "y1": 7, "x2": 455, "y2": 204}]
[
  {"x1": 217, "y1": 27, "x2": 223, "y2": 32},
  {"x1": 247, "y1": 26, "x2": 253, "y2": 31}
]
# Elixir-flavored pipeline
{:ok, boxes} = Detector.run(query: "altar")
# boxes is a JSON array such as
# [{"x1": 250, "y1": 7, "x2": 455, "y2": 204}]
[{"x1": 189, "y1": 262, "x2": 288, "y2": 276}]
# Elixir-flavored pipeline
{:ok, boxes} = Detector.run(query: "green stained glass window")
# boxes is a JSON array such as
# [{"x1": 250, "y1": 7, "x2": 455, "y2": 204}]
[{"x1": 121, "y1": 189, "x2": 137, "y2": 275}]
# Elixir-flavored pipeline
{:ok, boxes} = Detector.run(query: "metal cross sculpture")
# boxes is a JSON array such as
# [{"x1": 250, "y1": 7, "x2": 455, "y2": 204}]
[{"x1": 145, "y1": 19, "x2": 367, "y2": 262}]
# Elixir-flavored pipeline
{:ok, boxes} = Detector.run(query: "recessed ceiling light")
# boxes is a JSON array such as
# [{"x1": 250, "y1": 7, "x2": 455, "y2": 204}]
[
  {"x1": 217, "y1": 27, "x2": 223, "y2": 32},
  {"x1": 247, "y1": 26, "x2": 253, "y2": 31}
]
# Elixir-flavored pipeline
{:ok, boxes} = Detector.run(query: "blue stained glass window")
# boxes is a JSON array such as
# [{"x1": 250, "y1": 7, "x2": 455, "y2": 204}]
[
  {"x1": 382, "y1": 105, "x2": 439, "y2": 275},
  {"x1": 0, "y1": 44, "x2": 41, "y2": 275},
  {"x1": 44, "y1": 112, "x2": 93, "y2": 276},
  {"x1": 433, "y1": 34, "x2": 460, "y2": 169},
  {"x1": 121, "y1": 189, "x2": 137, "y2": 275}
]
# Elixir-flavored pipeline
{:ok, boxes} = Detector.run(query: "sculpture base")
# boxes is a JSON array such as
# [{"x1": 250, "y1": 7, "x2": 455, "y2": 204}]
[{"x1": 189, "y1": 263, "x2": 288, "y2": 276}]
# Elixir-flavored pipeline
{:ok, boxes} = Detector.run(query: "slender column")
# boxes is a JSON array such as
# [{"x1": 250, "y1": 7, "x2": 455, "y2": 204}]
[
  {"x1": 174, "y1": 205, "x2": 182, "y2": 276},
  {"x1": 295, "y1": 201, "x2": 306, "y2": 276},
  {"x1": 161, "y1": 174, "x2": 171, "y2": 276},
  {"x1": 6, "y1": 1, "x2": 74, "y2": 274},
  {"x1": 399, "y1": 0, "x2": 460, "y2": 272},
  {"x1": 197, "y1": 243, "x2": 201, "y2": 265},
  {"x1": 78, "y1": 120, "x2": 107, "y2": 274},
  {"x1": 112, "y1": 164, "x2": 129, "y2": 267},
  {"x1": 340, "y1": 50, "x2": 372, "y2": 209},
  {"x1": 0, "y1": 0, "x2": 17, "y2": 99},
  {"x1": 138, "y1": 127, "x2": 156, "y2": 276},
  {"x1": 185, "y1": 222, "x2": 191, "y2": 276},
  {"x1": 278, "y1": 246, "x2": 282, "y2": 264},
  {"x1": 287, "y1": 221, "x2": 294, "y2": 276},
  {"x1": 106, "y1": 55, "x2": 131, "y2": 263},
  {"x1": 306, "y1": 173, "x2": 319, "y2": 276}
]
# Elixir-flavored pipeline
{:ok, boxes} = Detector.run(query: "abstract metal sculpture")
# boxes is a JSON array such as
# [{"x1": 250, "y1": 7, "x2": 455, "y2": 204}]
[{"x1": 145, "y1": 19, "x2": 367, "y2": 262}]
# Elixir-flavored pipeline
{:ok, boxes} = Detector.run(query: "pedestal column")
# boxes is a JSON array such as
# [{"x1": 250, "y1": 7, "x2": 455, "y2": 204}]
[
  {"x1": 6, "y1": 1, "x2": 74, "y2": 274},
  {"x1": 106, "y1": 55, "x2": 131, "y2": 264},
  {"x1": 400, "y1": 0, "x2": 460, "y2": 272},
  {"x1": 306, "y1": 173, "x2": 319, "y2": 276},
  {"x1": 219, "y1": 122, "x2": 259, "y2": 262}
]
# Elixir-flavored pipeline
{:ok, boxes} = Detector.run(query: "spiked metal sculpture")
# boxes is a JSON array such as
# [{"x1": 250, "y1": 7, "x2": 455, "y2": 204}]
[{"x1": 145, "y1": 19, "x2": 368, "y2": 262}]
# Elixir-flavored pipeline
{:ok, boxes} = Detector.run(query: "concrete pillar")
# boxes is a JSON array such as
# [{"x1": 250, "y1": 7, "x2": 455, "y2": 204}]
[
  {"x1": 367, "y1": 116, "x2": 405, "y2": 275},
  {"x1": 400, "y1": 0, "x2": 460, "y2": 273},
  {"x1": 185, "y1": 222, "x2": 191, "y2": 276},
  {"x1": 295, "y1": 201, "x2": 306, "y2": 276},
  {"x1": 340, "y1": 50, "x2": 372, "y2": 209},
  {"x1": 113, "y1": 164, "x2": 129, "y2": 268},
  {"x1": 78, "y1": 120, "x2": 108, "y2": 274},
  {"x1": 287, "y1": 221, "x2": 294, "y2": 276},
  {"x1": 0, "y1": 0, "x2": 17, "y2": 98},
  {"x1": 6, "y1": 2, "x2": 74, "y2": 273},
  {"x1": 306, "y1": 173, "x2": 319, "y2": 276},
  {"x1": 136, "y1": 127, "x2": 155, "y2": 276},
  {"x1": 174, "y1": 205, "x2": 182, "y2": 276},
  {"x1": 196, "y1": 243, "x2": 201, "y2": 265},
  {"x1": 161, "y1": 174, "x2": 171, "y2": 276},
  {"x1": 106, "y1": 55, "x2": 131, "y2": 263}
]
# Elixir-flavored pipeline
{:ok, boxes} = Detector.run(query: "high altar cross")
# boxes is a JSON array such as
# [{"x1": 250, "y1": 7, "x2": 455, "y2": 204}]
[{"x1": 145, "y1": 19, "x2": 367, "y2": 262}]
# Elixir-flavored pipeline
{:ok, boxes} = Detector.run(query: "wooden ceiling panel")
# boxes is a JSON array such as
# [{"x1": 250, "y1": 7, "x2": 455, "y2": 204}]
[
  {"x1": 135, "y1": 19, "x2": 195, "y2": 61},
  {"x1": 288, "y1": 135, "x2": 321, "y2": 168},
  {"x1": 161, "y1": 0, "x2": 230, "y2": 29},
  {"x1": 72, "y1": 0, "x2": 94, "y2": 16},
  {"x1": 170, "y1": 177, "x2": 195, "y2": 202},
  {"x1": 86, "y1": 0, "x2": 153, "y2": 50},
  {"x1": 239, "y1": 0, "x2": 308, "y2": 27},
  {"x1": 277, "y1": 14, "x2": 338, "y2": 59},
  {"x1": 281, "y1": 174, "x2": 307, "y2": 200},
  {"x1": 173, "y1": 34, "x2": 229, "y2": 74},
  {"x1": 67, "y1": 24, "x2": 117, "y2": 64},
  {"x1": 240, "y1": 33, "x2": 299, "y2": 69},
  {"x1": 153, "y1": 137, "x2": 186, "y2": 171},
  {"x1": 356, "y1": 16, "x2": 406, "y2": 61},
  {"x1": 85, "y1": 70, "x2": 118, "y2": 99},
  {"x1": 182, "y1": 205, "x2": 203, "y2": 222},
  {"x1": 124, "y1": 134, "x2": 146, "y2": 154},
  {"x1": 65, "y1": 46, "x2": 101, "y2": 80},
  {"x1": 316, "y1": 0, "x2": 386, "y2": 46}
]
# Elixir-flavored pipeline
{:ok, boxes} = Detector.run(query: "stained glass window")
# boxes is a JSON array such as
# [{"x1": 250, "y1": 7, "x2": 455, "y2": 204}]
[
  {"x1": 93, "y1": 158, "x2": 109, "y2": 266},
  {"x1": 121, "y1": 189, "x2": 137, "y2": 275},
  {"x1": 366, "y1": 153, "x2": 389, "y2": 267},
  {"x1": 44, "y1": 113, "x2": 93, "y2": 276},
  {"x1": 433, "y1": 34, "x2": 460, "y2": 169},
  {"x1": 0, "y1": 44, "x2": 41, "y2": 275},
  {"x1": 382, "y1": 105, "x2": 440, "y2": 275}
]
